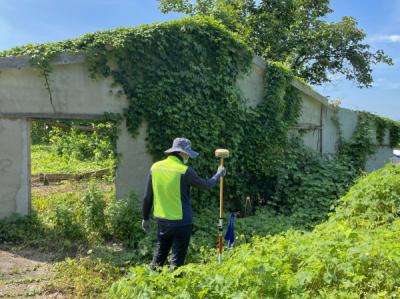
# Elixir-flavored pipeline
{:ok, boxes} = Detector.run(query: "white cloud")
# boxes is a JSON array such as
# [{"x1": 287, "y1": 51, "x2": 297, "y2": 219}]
[
  {"x1": 370, "y1": 34, "x2": 400, "y2": 43},
  {"x1": 384, "y1": 35, "x2": 400, "y2": 42}
]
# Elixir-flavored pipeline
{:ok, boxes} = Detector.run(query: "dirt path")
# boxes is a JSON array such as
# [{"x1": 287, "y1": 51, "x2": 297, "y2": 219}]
[
  {"x1": 31, "y1": 179, "x2": 112, "y2": 197},
  {"x1": 0, "y1": 249, "x2": 64, "y2": 299}
]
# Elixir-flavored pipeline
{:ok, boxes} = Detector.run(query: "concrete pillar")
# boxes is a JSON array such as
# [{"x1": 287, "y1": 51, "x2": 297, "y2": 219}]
[
  {"x1": 0, "y1": 118, "x2": 30, "y2": 219},
  {"x1": 115, "y1": 121, "x2": 153, "y2": 200}
]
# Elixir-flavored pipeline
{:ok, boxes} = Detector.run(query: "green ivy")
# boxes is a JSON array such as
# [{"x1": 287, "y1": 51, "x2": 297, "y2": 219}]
[
  {"x1": 388, "y1": 121, "x2": 400, "y2": 147},
  {"x1": 374, "y1": 116, "x2": 387, "y2": 145},
  {"x1": 338, "y1": 112, "x2": 376, "y2": 171},
  {"x1": 237, "y1": 62, "x2": 302, "y2": 206},
  {"x1": 272, "y1": 137, "x2": 358, "y2": 226},
  {"x1": 370, "y1": 114, "x2": 400, "y2": 147}
]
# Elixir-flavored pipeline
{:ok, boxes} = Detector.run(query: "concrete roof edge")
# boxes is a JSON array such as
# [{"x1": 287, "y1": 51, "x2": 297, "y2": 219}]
[
  {"x1": 290, "y1": 79, "x2": 329, "y2": 106},
  {"x1": 251, "y1": 55, "x2": 329, "y2": 106},
  {"x1": 0, "y1": 53, "x2": 85, "y2": 69}
]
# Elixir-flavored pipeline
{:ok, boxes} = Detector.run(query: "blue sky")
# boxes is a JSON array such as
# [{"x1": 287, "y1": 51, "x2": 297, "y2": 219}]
[
  {"x1": 315, "y1": 0, "x2": 400, "y2": 121},
  {"x1": 0, "y1": 0, "x2": 398, "y2": 120}
]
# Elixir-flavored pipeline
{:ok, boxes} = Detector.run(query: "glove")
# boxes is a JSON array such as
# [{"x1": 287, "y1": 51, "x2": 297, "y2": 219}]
[
  {"x1": 142, "y1": 219, "x2": 151, "y2": 233},
  {"x1": 217, "y1": 166, "x2": 226, "y2": 177}
]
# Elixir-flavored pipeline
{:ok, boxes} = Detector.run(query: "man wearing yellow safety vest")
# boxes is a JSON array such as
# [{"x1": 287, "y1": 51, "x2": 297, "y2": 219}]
[{"x1": 142, "y1": 137, "x2": 226, "y2": 270}]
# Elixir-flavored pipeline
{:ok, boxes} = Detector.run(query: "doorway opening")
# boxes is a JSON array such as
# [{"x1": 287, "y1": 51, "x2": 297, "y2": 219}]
[{"x1": 30, "y1": 117, "x2": 118, "y2": 220}]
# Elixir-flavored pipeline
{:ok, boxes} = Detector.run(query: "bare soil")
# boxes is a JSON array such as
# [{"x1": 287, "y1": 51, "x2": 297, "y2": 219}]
[
  {"x1": 31, "y1": 180, "x2": 113, "y2": 197},
  {"x1": 0, "y1": 179, "x2": 114, "y2": 298},
  {"x1": 0, "y1": 249, "x2": 64, "y2": 299}
]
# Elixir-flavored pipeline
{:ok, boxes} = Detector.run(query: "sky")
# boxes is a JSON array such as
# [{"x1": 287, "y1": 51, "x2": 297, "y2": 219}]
[
  {"x1": 314, "y1": 0, "x2": 400, "y2": 121},
  {"x1": 0, "y1": 0, "x2": 398, "y2": 120}
]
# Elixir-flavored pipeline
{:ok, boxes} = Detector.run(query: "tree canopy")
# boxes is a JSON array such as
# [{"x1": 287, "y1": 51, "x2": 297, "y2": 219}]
[{"x1": 159, "y1": 0, "x2": 393, "y2": 87}]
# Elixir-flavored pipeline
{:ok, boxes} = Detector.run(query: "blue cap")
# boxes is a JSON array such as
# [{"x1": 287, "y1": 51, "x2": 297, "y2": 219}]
[{"x1": 165, "y1": 138, "x2": 199, "y2": 159}]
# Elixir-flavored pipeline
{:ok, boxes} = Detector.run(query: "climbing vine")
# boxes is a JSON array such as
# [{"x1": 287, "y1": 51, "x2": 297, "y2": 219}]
[
  {"x1": 331, "y1": 106, "x2": 400, "y2": 171},
  {"x1": 374, "y1": 116, "x2": 387, "y2": 145},
  {"x1": 371, "y1": 115, "x2": 400, "y2": 148},
  {"x1": 337, "y1": 112, "x2": 376, "y2": 171},
  {"x1": 389, "y1": 124, "x2": 400, "y2": 147},
  {"x1": 236, "y1": 62, "x2": 302, "y2": 206}
]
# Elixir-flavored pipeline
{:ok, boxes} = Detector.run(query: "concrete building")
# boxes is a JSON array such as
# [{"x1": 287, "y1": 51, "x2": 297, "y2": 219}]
[
  {"x1": 0, "y1": 54, "x2": 394, "y2": 219},
  {"x1": 392, "y1": 149, "x2": 400, "y2": 164}
]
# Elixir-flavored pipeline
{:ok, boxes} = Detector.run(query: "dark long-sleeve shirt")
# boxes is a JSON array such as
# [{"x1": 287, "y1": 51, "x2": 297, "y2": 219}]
[{"x1": 142, "y1": 159, "x2": 221, "y2": 226}]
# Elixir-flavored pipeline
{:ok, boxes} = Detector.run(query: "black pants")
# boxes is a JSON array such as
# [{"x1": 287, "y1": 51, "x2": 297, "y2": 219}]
[{"x1": 150, "y1": 223, "x2": 192, "y2": 270}]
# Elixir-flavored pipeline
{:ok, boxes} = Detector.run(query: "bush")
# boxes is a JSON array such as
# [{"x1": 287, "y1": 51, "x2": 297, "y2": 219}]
[
  {"x1": 106, "y1": 193, "x2": 146, "y2": 247},
  {"x1": 331, "y1": 165, "x2": 400, "y2": 228},
  {"x1": 31, "y1": 120, "x2": 50, "y2": 145},
  {"x1": 0, "y1": 214, "x2": 46, "y2": 245},
  {"x1": 186, "y1": 207, "x2": 308, "y2": 263},
  {"x1": 49, "y1": 122, "x2": 116, "y2": 163},
  {"x1": 52, "y1": 203, "x2": 85, "y2": 242},
  {"x1": 272, "y1": 138, "x2": 359, "y2": 226},
  {"x1": 109, "y1": 165, "x2": 400, "y2": 298},
  {"x1": 80, "y1": 186, "x2": 108, "y2": 242}
]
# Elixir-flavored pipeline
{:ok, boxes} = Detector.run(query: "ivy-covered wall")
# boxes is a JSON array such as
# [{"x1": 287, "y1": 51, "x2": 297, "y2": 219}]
[{"x1": 327, "y1": 107, "x2": 399, "y2": 171}]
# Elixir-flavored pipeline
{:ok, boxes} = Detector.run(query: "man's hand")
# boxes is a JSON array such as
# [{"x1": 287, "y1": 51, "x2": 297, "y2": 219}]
[
  {"x1": 142, "y1": 219, "x2": 151, "y2": 233},
  {"x1": 217, "y1": 166, "x2": 226, "y2": 177}
]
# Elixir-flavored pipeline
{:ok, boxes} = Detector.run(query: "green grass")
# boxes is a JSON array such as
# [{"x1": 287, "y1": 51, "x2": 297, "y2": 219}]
[
  {"x1": 1, "y1": 178, "x2": 308, "y2": 298},
  {"x1": 31, "y1": 144, "x2": 113, "y2": 175}
]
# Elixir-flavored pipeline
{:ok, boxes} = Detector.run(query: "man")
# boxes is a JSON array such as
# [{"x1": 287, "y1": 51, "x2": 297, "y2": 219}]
[{"x1": 142, "y1": 137, "x2": 226, "y2": 270}]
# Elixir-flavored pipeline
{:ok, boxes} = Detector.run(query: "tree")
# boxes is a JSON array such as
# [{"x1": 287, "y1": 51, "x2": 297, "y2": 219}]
[{"x1": 159, "y1": 0, "x2": 393, "y2": 87}]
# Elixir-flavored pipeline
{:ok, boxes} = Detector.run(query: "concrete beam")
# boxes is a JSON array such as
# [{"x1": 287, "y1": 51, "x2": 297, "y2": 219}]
[
  {"x1": 291, "y1": 79, "x2": 329, "y2": 106},
  {"x1": 0, "y1": 53, "x2": 85, "y2": 69},
  {"x1": 0, "y1": 63, "x2": 127, "y2": 115},
  {"x1": 0, "y1": 113, "x2": 108, "y2": 120},
  {"x1": 0, "y1": 53, "x2": 330, "y2": 108}
]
